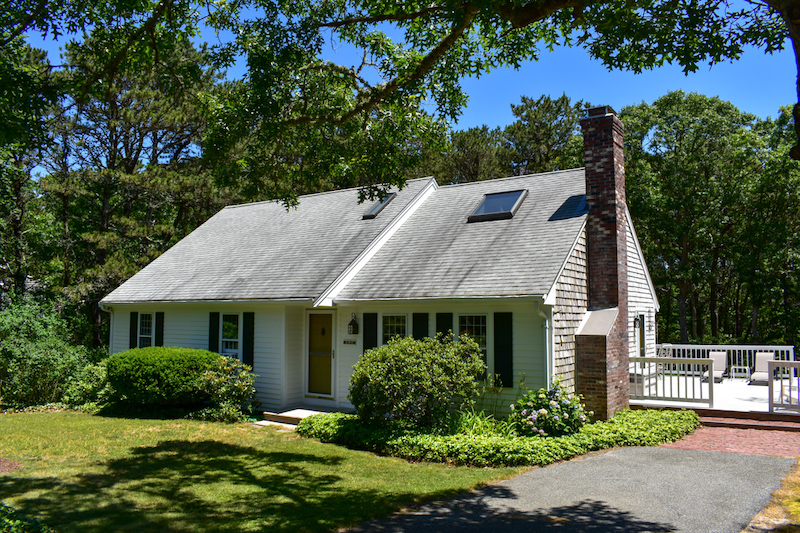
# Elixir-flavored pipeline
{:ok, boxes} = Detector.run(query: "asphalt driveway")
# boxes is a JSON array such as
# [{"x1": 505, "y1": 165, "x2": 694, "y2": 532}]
[{"x1": 350, "y1": 446, "x2": 794, "y2": 533}]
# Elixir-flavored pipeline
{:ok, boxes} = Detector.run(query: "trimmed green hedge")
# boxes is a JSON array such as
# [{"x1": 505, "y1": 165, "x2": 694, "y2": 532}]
[
  {"x1": 296, "y1": 409, "x2": 700, "y2": 467},
  {"x1": 0, "y1": 503, "x2": 55, "y2": 533},
  {"x1": 106, "y1": 347, "x2": 219, "y2": 406}
]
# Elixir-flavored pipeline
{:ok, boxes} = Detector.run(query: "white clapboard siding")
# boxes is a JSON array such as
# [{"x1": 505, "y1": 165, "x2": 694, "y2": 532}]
[
  {"x1": 626, "y1": 215, "x2": 658, "y2": 359},
  {"x1": 336, "y1": 300, "x2": 547, "y2": 413},
  {"x1": 283, "y1": 305, "x2": 305, "y2": 408}
]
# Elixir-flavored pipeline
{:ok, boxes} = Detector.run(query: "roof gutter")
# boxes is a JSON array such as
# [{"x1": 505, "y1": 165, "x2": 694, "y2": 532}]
[{"x1": 99, "y1": 297, "x2": 314, "y2": 305}]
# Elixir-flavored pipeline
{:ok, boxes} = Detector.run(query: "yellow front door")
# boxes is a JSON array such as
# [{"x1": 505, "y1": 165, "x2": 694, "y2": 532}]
[{"x1": 308, "y1": 314, "x2": 333, "y2": 395}]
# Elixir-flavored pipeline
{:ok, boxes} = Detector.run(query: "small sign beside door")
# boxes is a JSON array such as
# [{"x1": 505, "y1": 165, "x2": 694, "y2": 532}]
[{"x1": 343, "y1": 339, "x2": 357, "y2": 345}]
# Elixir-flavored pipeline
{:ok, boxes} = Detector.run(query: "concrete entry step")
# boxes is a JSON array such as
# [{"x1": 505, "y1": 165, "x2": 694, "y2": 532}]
[
  {"x1": 263, "y1": 409, "x2": 324, "y2": 426},
  {"x1": 263, "y1": 406, "x2": 354, "y2": 426}
]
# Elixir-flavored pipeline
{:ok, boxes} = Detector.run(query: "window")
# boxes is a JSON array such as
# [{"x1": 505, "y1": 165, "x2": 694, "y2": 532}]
[
  {"x1": 221, "y1": 314, "x2": 240, "y2": 356},
  {"x1": 459, "y1": 315, "x2": 487, "y2": 378},
  {"x1": 138, "y1": 313, "x2": 153, "y2": 348},
  {"x1": 363, "y1": 193, "x2": 396, "y2": 219},
  {"x1": 468, "y1": 189, "x2": 528, "y2": 222},
  {"x1": 382, "y1": 315, "x2": 406, "y2": 344},
  {"x1": 459, "y1": 315, "x2": 487, "y2": 355}
]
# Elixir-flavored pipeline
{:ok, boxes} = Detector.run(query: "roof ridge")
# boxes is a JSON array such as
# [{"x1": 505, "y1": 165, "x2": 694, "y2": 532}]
[
  {"x1": 438, "y1": 167, "x2": 584, "y2": 189},
  {"x1": 223, "y1": 177, "x2": 436, "y2": 210}
]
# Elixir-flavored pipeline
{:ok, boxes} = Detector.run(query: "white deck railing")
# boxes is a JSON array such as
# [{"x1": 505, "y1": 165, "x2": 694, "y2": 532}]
[
  {"x1": 657, "y1": 344, "x2": 795, "y2": 377},
  {"x1": 769, "y1": 361, "x2": 800, "y2": 413},
  {"x1": 629, "y1": 357, "x2": 714, "y2": 408},
  {"x1": 643, "y1": 344, "x2": 799, "y2": 413}
]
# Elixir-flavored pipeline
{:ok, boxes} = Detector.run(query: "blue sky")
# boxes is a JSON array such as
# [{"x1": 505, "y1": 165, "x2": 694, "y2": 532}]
[
  {"x1": 452, "y1": 44, "x2": 795, "y2": 130},
  {"x1": 30, "y1": 27, "x2": 796, "y2": 131}
]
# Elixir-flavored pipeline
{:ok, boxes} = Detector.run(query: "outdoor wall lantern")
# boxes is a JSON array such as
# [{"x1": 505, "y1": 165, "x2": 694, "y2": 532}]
[
  {"x1": 633, "y1": 316, "x2": 641, "y2": 329},
  {"x1": 348, "y1": 313, "x2": 359, "y2": 335}
]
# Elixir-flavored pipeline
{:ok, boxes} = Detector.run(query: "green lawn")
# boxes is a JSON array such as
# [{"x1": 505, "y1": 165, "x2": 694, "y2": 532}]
[{"x1": 0, "y1": 412, "x2": 522, "y2": 532}]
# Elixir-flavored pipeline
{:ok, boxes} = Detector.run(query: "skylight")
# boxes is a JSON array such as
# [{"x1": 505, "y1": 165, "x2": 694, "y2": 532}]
[
  {"x1": 468, "y1": 189, "x2": 528, "y2": 222},
  {"x1": 362, "y1": 192, "x2": 397, "y2": 219}
]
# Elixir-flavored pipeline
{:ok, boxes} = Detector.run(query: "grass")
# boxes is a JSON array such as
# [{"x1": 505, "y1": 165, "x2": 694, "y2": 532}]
[{"x1": 0, "y1": 412, "x2": 523, "y2": 532}]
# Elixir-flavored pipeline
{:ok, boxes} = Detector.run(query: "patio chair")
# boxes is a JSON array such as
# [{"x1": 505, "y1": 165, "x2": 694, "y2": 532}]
[
  {"x1": 702, "y1": 351, "x2": 727, "y2": 383},
  {"x1": 749, "y1": 352, "x2": 775, "y2": 385}
]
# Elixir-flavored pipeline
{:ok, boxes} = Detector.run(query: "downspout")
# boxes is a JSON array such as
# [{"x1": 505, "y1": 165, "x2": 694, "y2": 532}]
[{"x1": 536, "y1": 299, "x2": 553, "y2": 386}]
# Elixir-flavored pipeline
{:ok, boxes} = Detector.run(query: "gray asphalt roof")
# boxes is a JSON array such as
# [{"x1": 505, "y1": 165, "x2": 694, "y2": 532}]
[
  {"x1": 102, "y1": 178, "x2": 433, "y2": 303},
  {"x1": 102, "y1": 170, "x2": 588, "y2": 304},
  {"x1": 336, "y1": 169, "x2": 587, "y2": 300}
]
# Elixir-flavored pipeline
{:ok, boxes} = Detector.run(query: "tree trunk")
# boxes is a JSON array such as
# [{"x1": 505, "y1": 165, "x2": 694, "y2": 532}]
[
  {"x1": 710, "y1": 249, "x2": 719, "y2": 338},
  {"x1": 751, "y1": 300, "x2": 760, "y2": 342},
  {"x1": 678, "y1": 280, "x2": 689, "y2": 343}
]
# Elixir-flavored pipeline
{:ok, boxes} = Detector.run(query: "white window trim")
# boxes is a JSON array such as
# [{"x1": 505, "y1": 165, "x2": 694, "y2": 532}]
[
  {"x1": 138, "y1": 313, "x2": 153, "y2": 348},
  {"x1": 220, "y1": 312, "x2": 242, "y2": 359},
  {"x1": 457, "y1": 313, "x2": 492, "y2": 379},
  {"x1": 381, "y1": 313, "x2": 408, "y2": 345}
]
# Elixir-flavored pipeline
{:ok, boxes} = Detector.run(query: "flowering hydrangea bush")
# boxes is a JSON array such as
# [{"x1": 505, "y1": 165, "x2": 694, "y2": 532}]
[{"x1": 509, "y1": 377, "x2": 591, "y2": 437}]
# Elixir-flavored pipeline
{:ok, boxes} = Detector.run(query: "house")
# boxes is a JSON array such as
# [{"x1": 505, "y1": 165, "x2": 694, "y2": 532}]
[{"x1": 100, "y1": 106, "x2": 659, "y2": 419}]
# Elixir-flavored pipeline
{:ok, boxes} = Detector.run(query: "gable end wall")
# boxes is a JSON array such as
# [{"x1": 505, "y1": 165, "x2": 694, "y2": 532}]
[
  {"x1": 552, "y1": 227, "x2": 588, "y2": 391},
  {"x1": 626, "y1": 219, "x2": 657, "y2": 358}
]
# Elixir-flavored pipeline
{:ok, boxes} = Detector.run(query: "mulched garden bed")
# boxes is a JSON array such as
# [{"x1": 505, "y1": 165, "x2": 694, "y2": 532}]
[{"x1": 0, "y1": 459, "x2": 22, "y2": 474}]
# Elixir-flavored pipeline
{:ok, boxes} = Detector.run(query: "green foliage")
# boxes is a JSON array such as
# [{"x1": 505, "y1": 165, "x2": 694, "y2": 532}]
[
  {"x1": 509, "y1": 377, "x2": 591, "y2": 437},
  {"x1": 190, "y1": 356, "x2": 258, "y2": 421},
  {"x1": 105, "y1": 347, "x2": 219, "y2": 407},
  {"x1": 504, "y1": 94, "x2": 587, "y2": 175},
  {"x1": 31, "y1": 34, "x2": 240, "y2": 346},
  {"x1": 0, "y1": 503, "x2": 55, "y2": 533},
  {"x1": 62, "y1": 360, "x2": 114, "y2": 407},
  {"x1": 413, "y1": 125, "x2": 507, "y2": 184},
  {"x1": 446, "y1": 409, "x2": 517, "y2": 438},
  {"x1": 348, "y1": 334, "x2": 485, "y2": 429},
  {"x1": 185, "y1": 403, "x2": 251, "y2": 423},
  {"x1": 0, "y1": 299, "x2": 93, "y2": 407},
  {"x1": 297, "y1": 409, "x2": 700, "y2": 467},
  {"x1": 199, "y1": 356, "x2": 257, "y2": 407},
  {"x1": 621, "y1": 91, "x2": 800, "y2": 345}
]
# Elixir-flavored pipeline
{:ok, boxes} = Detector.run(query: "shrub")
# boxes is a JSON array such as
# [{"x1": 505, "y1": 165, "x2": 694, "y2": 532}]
[
  {"x1": 0, "y1": 503, "x2": 55, "y2": 533},
  {"x1": 509, "y1": 377, "x2": 591, "y2": 437},
  {"x1": 106, "y1": 347, "x2": 219, "y2": 406},
  {"x1": 348, "y1": 334, "x2": 485, "y2": 429},
  {"x1": 63, "y1": 360, "x2": 114, "y2": 407},
  {"x1": 0, "y1": 338, "x2": 91, "y2": 408},
  {"x1": 189, "y1": 357, "x2": 258, "y2": 421},
  {"x1": 199, "y1": 356, "x2": 256, "y2": 407},
  {"x1": 0, "y1": 300, "x2": 94, "y2": 407},
  {"x1": 297, "y1": 409, "x2": 700, "y2": 467}
]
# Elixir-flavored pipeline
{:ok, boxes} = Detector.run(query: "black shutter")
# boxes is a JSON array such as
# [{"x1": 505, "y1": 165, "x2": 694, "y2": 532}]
[
  {"x1": 129, "y1": 312, "x2": 138, "y2": 349},
  {"x1": 363, "y1": 313, "x2": 378, "y2": 352},
  {"x1": 436, "y1": 313, "x2": 453, "y2": 337},
  {"x1": 494, "y1": 312, "x2": 513, "y2": 387},
  {"x1": 243, "y1": 312, "x2": 255, "y2": 368},
  {"x1": 412, "y1": 313, "x2": 429, "y2": 340},
  {"x1": 209, "y1": 312, "x2": 220, "y2": 353},
  {"x1": 155, "y1": 312, "x2": 164, "y2": 347}
]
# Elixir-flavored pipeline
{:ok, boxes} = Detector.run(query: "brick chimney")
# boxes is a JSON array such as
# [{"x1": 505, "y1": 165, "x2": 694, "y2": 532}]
[{"x1": 575, "y1": 106, "x2": 629, "y2": 420}]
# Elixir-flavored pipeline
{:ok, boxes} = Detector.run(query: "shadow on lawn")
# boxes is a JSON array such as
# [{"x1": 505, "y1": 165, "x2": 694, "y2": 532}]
[{"x1": 0, "y1": 439, "x2": 444, "y2": 533}]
